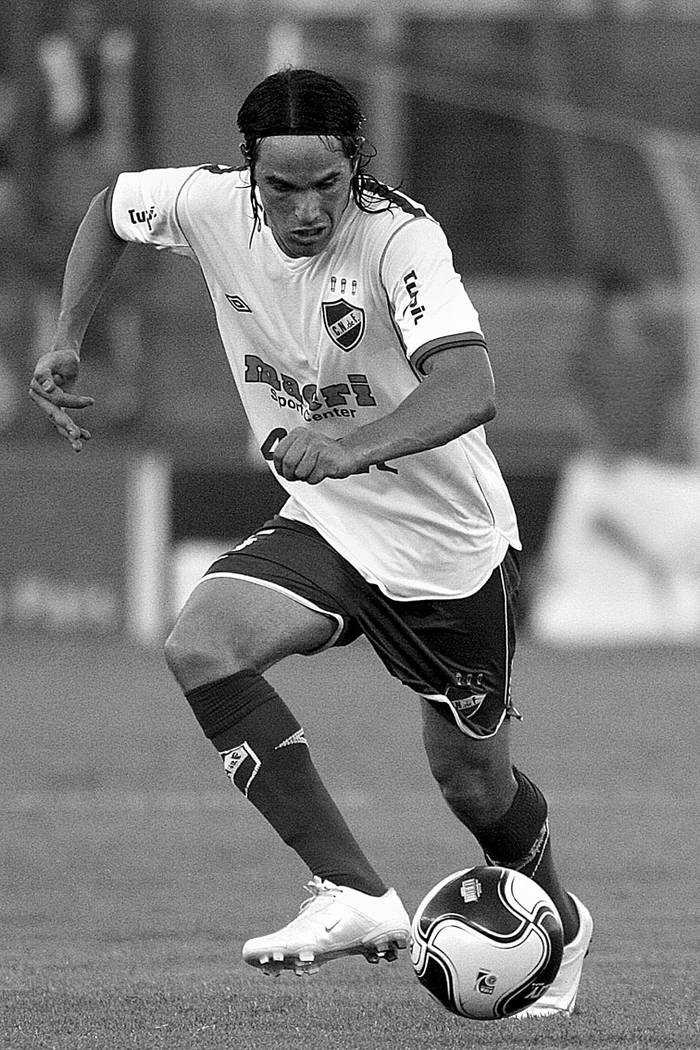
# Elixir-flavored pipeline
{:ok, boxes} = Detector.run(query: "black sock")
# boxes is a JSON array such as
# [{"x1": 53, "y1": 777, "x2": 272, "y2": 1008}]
[
  {"x1": 186, "y1": 670, "x2": 388, "y2": 897},
  {"x1": 472, "y1": 767, "x2": 580, "y2": 943}
]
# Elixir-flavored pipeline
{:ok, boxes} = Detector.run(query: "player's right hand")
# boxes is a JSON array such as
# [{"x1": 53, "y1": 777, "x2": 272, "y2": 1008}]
[{"x1": 29, "y1": 348, "x2": 94, "y2": 452}]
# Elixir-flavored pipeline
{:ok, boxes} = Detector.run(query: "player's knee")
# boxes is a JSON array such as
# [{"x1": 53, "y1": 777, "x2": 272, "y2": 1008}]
[
  {"x1": 163, "y1": 616, "x2": 245, "y2": 690},
  {"x1": 430, "y1": 760, "x2": 515, "y2": 830},
  {"x1": 435, "y1": 773, "x2": 492, "y2": 827},
  {"x1": 163, "y1": 622, "x2": 202, "y2": 686},
  {"x1": 163, "y1": 623, "x2": 191, "y2": 682}
]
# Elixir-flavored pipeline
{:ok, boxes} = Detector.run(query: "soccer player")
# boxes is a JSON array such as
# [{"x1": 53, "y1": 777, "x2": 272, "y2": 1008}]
[{"x1": 29, "y1": 68, "x2": 592, "y2": 1015}]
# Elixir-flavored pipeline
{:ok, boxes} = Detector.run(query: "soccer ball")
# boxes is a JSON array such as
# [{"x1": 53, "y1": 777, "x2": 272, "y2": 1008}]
[{"x1": 410, "y1": 865, "x2": 564, "y2": 1020}]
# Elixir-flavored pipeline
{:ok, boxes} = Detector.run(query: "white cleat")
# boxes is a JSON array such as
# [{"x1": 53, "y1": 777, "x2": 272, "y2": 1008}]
[
  {"x1": 242, "y1": 877, "x2": 411, "y2": 977},
  {"x1": 516, "y1": 892, "x2": 593, "y2": 1018}
]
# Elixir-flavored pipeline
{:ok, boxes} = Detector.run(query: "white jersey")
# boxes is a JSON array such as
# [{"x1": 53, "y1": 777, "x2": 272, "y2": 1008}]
[{"x1": 109, "y1": 164, "x2": 520, "y2": 599}]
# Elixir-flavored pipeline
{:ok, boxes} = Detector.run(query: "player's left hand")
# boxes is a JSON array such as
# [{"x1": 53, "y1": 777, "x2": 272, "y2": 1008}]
[
  {"x1": 272, "y1": 427, "x2": 365, "y2": 485},
  {"x1": 29, "y1": 348, "x2": 94, "y2": 453}
]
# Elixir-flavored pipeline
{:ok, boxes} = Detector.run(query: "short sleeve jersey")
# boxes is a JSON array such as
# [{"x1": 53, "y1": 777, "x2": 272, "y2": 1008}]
[{"x1": 109, "y1": 164, "x2": 520, "y2": 599}]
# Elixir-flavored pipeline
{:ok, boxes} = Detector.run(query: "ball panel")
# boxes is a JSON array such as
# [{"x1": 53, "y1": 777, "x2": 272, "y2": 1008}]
[
  {"x1": 414, "y1": 949, "x2": 465, "y2": 1018},
  {"x1": 415, "y1": 866, "x2": 524, "y2": 940}
]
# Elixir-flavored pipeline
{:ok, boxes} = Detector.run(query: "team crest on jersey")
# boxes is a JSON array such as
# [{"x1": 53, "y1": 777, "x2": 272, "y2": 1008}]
[{"x1": 321, "y1": 298, "x2": 366, "y2": 351}]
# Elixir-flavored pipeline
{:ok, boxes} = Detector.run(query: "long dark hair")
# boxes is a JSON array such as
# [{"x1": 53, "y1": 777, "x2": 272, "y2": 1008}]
[{"x1": 237, "y1": 68, "x2": 396, "y2": 234}]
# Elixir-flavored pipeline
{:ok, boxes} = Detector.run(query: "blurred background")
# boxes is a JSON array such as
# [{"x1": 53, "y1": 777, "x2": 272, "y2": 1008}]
[{"x1": 2, "y1": 0, "x2": 699, "y2": 647}]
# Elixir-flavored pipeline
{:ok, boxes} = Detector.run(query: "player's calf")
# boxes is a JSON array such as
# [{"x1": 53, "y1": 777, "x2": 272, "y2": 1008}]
[{"x1": 182, "y1": 668, "x2": 389, "y2": 897}]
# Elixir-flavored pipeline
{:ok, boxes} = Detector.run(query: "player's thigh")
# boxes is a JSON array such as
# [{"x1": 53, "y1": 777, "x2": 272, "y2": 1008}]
[{"x1": 165, "y1": 576, "x2": 338, "y2": 688}]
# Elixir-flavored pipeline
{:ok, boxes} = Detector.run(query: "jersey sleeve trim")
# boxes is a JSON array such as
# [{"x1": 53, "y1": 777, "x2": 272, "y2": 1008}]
[
  {"x1": 104, "y1": 181, "x2": 126, "y2": 242},
  {"x1": 411, "y1": 333, "x2": 488, "y2": 375}
]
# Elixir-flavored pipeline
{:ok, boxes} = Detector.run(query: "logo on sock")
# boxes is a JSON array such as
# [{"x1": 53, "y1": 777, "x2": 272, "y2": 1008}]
[
  {"x1": 275, "y1": 728, "x2": 308, "y2": 750},
  {"x1": 220, "y1": 741, "x2": 261, "y2": 797},
  {"x1": 513, "y1": 818, "x2": 550, "y2": 876}
]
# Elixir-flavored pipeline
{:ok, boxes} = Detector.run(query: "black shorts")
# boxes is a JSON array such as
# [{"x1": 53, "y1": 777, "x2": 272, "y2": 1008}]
[{"x1": 202, "y1": 516, "x2": 521, "y2": 739}]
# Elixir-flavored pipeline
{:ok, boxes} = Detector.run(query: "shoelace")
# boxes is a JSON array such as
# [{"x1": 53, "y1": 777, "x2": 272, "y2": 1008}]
[{"x1": 297, "y1": 877, "x2": 337, "y2": 914}]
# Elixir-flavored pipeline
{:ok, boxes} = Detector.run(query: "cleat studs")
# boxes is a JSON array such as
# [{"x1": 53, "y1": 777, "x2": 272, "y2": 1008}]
[
  {"x1": 271, "y1": 951, "x2": 285, "y2": 962},
  {"x1": 362, "y1": 936, "x2": 405, "y2": 964},
  {"x1": 293, "y1": 950, "x2": 319, "y2": 977}
]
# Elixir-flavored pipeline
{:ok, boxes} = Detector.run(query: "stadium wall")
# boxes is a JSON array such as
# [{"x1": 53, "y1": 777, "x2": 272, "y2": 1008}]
[
  {"x1": 3, "y1": 2, "x2": 699, "y2": 643},
  {"x1": 3, "y1": 446, "x2": 170, "y2": 643},
  {"x1": 3, "y1": 2, "x2": 698, "y2": 469}
]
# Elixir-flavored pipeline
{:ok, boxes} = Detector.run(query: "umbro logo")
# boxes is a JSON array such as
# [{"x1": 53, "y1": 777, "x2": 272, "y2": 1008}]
[
  {"x1": 275, "y1": 728, "x2": 308, "y2": 750},
  {"x1": 226, "y1": 293, "x2": 252, "y2": 312}
]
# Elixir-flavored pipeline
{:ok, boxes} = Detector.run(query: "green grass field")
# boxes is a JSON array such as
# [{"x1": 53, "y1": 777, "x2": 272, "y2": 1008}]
[{"x1": 2, "y1": 629, "x2": 698, "y2": 1049}]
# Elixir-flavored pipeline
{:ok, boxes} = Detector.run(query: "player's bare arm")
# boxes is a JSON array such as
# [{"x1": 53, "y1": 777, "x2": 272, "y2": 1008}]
[
  {"x1": 29, "y1": 187, "x2": 127, "y2": 451},
  {"x1": 340, "y1": 342, "x2": 497, "y2": 463},
  {"x1": 272, "y1": 343, "x2": 496, "y2": 484}
]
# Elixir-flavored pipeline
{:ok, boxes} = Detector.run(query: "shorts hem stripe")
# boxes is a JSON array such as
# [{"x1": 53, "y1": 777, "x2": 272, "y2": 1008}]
[{"x1": 193, "y1": 572, "x2": 345, "y2": 650}]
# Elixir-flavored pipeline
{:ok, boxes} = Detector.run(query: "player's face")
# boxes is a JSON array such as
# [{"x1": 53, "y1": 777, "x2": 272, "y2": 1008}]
[{"x1": 254, "y1": 135, "x2": 354, "y2": 258}]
